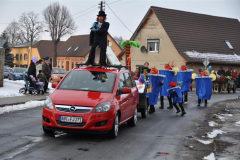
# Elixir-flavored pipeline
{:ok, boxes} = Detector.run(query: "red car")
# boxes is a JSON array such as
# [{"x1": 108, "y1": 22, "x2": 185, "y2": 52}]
[{"x1": 42, "y1": 66, "x2": 139, "y2": 138}]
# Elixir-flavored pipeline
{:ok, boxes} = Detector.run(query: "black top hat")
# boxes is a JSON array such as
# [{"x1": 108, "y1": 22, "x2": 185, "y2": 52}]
[{"x1": 97, "y1": 11, "x2": 107, "y2": 17}]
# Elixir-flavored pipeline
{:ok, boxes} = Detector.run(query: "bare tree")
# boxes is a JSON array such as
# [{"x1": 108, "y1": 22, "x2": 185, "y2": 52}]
[
  {"x1": 113, "y1": 36, "x2": 124, "y2": 48},
  {"x1": 19, "y1": 11, "x2": 44, "y2": 43},
  {"x1": 4, "y1": 21, "x2": 22, "y2": 45},
  {"x1": 43, "y1": 2, "x2": 77, "y2": 67}
]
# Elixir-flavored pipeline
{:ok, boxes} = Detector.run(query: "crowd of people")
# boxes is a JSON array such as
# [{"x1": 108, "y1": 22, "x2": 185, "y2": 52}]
[{"x1": 27, "y1": 56, "x2": 52, "y2": 94}]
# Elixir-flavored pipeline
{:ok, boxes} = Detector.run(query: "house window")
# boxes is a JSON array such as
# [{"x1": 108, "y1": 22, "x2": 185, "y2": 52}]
[
  {"x1": 16, "y1": 54, "x2": 19, "y2": 60},
  {"x1": 58, "y1": 61, "x2": 60, "y2": 68},
  {"x1": 20, "y1": 54, "x2": 22, "y2": 60},
  {"x1": 24, "y1": 54, "x2": 27, "y2": 60},
  {"x1": 62, "y1": 62, "x2": 64, "y2": 68},
  {"x1": 72, "y1": 62, "x2": 74, "y2": 69},
  {"x1": 225, "y1": 40, "x2": 234, "y2": 50},
  {"x1": 148, "y1": 39, "x2": 159, "y2": 52}
]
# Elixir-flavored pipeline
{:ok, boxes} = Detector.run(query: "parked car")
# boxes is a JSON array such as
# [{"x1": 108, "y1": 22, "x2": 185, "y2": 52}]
[
  {"x1": 42, "y1": 66, "x2": 139, "y2": 138},
  {"x1": 8, "y1": 67, "x2": 26, "y2": 80},
  {"x1": 4, "y1": 68, "x2": 13, "y2": 78},
  {"x1": 51, "y1": 67, "x2": 68, "y2": 83}
]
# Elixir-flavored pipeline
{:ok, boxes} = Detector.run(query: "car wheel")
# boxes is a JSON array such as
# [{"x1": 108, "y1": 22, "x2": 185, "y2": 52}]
[
  {"x1": 127, "y1": 108, "x2": 137, "y2": 127},
  {"x1": 108, "y1": 113, "x2": 119, "y2": 138},
  {"x1": 19, "y1": 88, "x2": 27, "y2": 94},
  {"x1": 32, "y1": 89, "x2": 38, "y2": 95},
  {"x1": 42, "y1": 126, "x2": 55, "y2": 134}
]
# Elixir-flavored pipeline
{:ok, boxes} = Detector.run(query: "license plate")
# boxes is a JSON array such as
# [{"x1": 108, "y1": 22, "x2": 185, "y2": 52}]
[{"x1": 60, "y1": 116, "x2": 82, "y2": 123}]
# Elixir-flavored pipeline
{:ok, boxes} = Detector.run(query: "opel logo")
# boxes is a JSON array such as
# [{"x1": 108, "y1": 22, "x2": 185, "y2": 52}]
[{"x1": 69, "y1": 106, "x2": 76, "y2": 112}]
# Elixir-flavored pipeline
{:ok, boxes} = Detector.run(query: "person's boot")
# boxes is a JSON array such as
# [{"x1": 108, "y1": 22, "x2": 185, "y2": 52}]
[
  {"x1": 176, "y1": 109, "x2": 180, "y2": 114},
  {"x1": 153, "y1": 106, "x2": 155, "y2": 113},
  {"x1": 204, "y1": 100, "x2": 208, "y2": 107},
  {"x1": 159, "y1": 106, "x2": 164, "y2": 109},
  {"x1": 149, "y1": 105, "x2": 154, "y2": 114},
  {"x1": 159, "y1": 96, "x2": 164, "y2": 109},
  {"x1": 197, "y1": 99, "x2": 201, "y2": 106},
  {"x1": 167, "y1": 106, "x2": 173, "y2": 109},
  {"x1": 181, "y1": 111, "x2": 186, "y2": 116}
]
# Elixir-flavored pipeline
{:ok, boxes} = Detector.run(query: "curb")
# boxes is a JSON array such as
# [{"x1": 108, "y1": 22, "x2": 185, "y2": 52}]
[{"x1": 0, "y1": 98, "x2": 46, "y2": 108}]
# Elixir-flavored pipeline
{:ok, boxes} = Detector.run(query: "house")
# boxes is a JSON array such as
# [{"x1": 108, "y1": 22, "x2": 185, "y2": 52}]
[
  {"x1": 118, "y1": 6, "x2": 240, "y2": 73},
  {"x1": 10, "y1": 33, "x2": 122, "y2": 71}
]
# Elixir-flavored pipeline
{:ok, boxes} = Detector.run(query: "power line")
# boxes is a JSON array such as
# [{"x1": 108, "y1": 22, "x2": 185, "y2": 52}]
[
  {"x1": 105, "y1": 2, "x2": 133, "y2": 33},
  {"x1": 73, "y1": 4, "x2": 97, "y2": 16},
  {"x1": 74, "y1": 8, "x2": 97, "y2": 20},
  {"x1": 107, "y1": 0, "x2": 121, "y2": 5},
  {"x1": 110, "y1": 0, "x2": 136, "y2": 7}
]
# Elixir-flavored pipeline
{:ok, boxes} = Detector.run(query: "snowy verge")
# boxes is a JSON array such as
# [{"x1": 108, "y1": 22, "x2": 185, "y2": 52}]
[
  {"x1": 207, "y1": 130, "x2": 226, "y2": 138},
  {"x1": 0, "y1": 80, "x2": 26, "y2": 98},
  {"x1": 0, "y1": 100, "x2": 44, "y2": 114}
]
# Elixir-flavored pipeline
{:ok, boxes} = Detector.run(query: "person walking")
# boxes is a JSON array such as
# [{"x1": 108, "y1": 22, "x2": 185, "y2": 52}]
[
  {"x1": 168, "y1": 82, "x2": 186, "y2": 116},
  {"x1": 42, "y1": 57, "x2": 51, "y2": 93},
  {"x1": 87, "y1": 11, "x2": 109, "y2": 68}
]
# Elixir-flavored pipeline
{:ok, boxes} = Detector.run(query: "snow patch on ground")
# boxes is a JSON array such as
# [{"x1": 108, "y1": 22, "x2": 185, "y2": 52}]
[
  {"x1": 0, "y1": 101, "x2": 44, "y2": 114},
  {"x1": 208, "y1": 121, "x2": 218, "y2": 127},
  {"x1": 236, "y1": 121, "x2": 240, "y2": 126},
  {"x1": 213, "y1": 114, "x2": 225, "y2": 121},
  {"x1": 197, "y1": 139, "x2": 213, "y2": 145},
  {"x1": 207, "y1": 130, "x2": 226, "y2": 138},
  {"x1": 224, "y1": 114, "x2": 233, "y2": 117},
  {"x1": 0, "y1": 80, "x2": 25, "y2": 98},
  {"x1": 203, "y1": 152, "x2": 215, "y2": 160},
  {"x1": 185, "y1": 50, "x2": 240, "y2": 63}
]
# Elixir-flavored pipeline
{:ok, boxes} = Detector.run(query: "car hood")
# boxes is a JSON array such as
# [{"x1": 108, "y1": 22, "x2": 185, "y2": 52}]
[{"x1": 50, "y1": 90, "x2": 112, "y2": 107}]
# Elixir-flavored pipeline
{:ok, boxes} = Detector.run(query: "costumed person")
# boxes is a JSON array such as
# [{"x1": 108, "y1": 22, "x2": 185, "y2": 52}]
[
  {"x1": 168, "y1": 82, "x2": 186, "y2": 116},
  {"x1": 42, "y1": 57, "x2": 51, "y2": 93},
  {"x1": 159, "y1": 63, "x2": 177, "y2": 109},
  {"x1": 195, "y1": 71, "x2": 212, "y2": 106},
  {"x1": 87, "y1": 10, "x2": 109, "y2": 68},
  {"x1": 147, "y1": 68, "x2": 165, "y2": 114},
  {"x1": 177, "y1": 65, "x2": 193, "y2": 104}
]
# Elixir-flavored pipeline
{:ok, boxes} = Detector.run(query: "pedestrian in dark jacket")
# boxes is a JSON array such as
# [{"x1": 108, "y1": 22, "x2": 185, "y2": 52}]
[
  {"x1": 28, "y1": 56, "x2": 38, "y2": 78},
  {"x1": 87, "y1": 11, "x2": 109, "y2": 68},
  {"x1": 217, "y1": 67, "x2": 225, "y2": 76},
  {"x1": 42, "y1": 57, "x2": 51, "y2": 93}
]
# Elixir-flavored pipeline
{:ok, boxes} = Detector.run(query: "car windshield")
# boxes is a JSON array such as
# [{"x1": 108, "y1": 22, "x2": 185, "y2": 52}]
[
  {"x1": 52, "y1": 68, "x2": 67, "y2": 74},
  {"x1": 13, "y1": 68, "x2": 25, "y2": 73},
  {"x1": 59, "y1": 70, "x2": 116, "y2": 93}
]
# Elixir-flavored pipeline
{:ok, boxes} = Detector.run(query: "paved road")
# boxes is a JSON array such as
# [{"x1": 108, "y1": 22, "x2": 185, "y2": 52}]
[{"x1": 0, "y1": 91, "x2": 239, "y2": 160}]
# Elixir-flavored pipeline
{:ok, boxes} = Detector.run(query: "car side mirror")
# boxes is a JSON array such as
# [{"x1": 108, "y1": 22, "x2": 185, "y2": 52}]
[
  {"x1": 52, "y1": 82, "x2": 58, "y2": 88},
  {"x1": 122, "y1": 87, "x2": 131, "y2": 94}
]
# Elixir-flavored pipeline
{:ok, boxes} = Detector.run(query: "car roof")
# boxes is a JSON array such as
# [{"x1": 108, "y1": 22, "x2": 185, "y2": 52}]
[{"x1": 73, "y1": 66, "x2": 129, "y2": 74}]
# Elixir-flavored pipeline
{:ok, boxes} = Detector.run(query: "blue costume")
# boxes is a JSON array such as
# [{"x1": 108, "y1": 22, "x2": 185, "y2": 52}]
[
  {"x1": 168, "y1": 86, "x2": 186, "y2": 116},
  {"x1": 195, "y1": 77, "x2": 212, "y2": 106},
  {"x1": 177, "y1": 70, "x2": 192, "y2": 103},
  {"x1": 159, "y1": 70, "x2": 177, "y2": 109}
]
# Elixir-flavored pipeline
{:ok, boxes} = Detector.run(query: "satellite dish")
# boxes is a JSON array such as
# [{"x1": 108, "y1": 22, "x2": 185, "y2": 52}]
[
  {"x1": 109, "y1": 42, "x2": 112, "y2": 47},
  {"x1": 140, "y1": 46, "x2": 147, "y2": 53}
]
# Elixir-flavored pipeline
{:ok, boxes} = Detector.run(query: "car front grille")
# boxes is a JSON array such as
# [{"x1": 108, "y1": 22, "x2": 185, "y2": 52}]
[
  {"x1": 55, "y1": 105, "x2": 93, "y2": 113},
  {"x1": 56, "y1": 121, "x2": 86, "y2": 127}
]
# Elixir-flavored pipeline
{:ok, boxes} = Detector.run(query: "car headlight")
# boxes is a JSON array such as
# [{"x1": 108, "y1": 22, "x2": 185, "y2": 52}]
[
  {"x1": 93, "y1": 102, "x2": 111, "y2": 113},
  {"x1": 54, "y1": 75, "x2": 58, "y2": 79},
  {"x1": 44, "y1": 97, "x2": 53, "y2": 110}
]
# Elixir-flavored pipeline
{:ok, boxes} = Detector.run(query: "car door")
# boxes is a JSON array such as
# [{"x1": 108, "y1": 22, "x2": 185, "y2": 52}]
[
  {"x1": 116, "y1": 73, "x2": 129, "y2": 121},
  {"x1": 123, "y1": 72, "x2": 136, "y2": 118}
]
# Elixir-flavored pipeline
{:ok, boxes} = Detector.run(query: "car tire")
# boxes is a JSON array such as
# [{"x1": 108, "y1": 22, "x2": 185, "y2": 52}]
[
  {"x1": 42, "y1": 126, "x2": 55, "y2": 134},
  {"x1": 108, "y1": 113, "x2": 119, "y2": 138},
  {"x1": 127, "y1": 108, "x2": 137, "y2": 127}
]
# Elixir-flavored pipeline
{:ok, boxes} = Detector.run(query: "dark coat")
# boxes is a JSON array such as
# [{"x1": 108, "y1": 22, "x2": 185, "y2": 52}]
[
  {"x1": 37, "y1": 74, "x2": 47, "y2": 85},
  {"x1": 28, "y1": 61, "x2": 36, "y2": 78},
  {"x1": 90, "y1": 21, "x2": 110, "y2": 48},
  {"x1": 42, "y1": 62, "x2": 51, "y2": 78}
]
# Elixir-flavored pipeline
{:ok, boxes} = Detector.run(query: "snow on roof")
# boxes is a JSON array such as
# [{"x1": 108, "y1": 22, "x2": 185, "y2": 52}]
[{"x1": 185, "y1": 50, "x2": 240, "y2": 63}]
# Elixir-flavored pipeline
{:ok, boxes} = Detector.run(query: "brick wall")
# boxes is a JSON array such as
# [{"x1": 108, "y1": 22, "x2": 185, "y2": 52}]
[{"x1": 0, "y1": 48, "x2": 5, "y2": 87}]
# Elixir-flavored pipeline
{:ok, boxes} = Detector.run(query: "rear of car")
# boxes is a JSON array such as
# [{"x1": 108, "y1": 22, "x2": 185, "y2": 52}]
[
  {"x1": 51, "y1": 68, "x2": 68, "y2": 83},
  {"x1": 9, "y1": 68, "x2": 25, "y2": 80},
  {"x1": 4, "y1": 68, "x2": 12, "y2": 78},
  {"x1": 42, "y1": 67, "x2": 139, "y2": 138}
]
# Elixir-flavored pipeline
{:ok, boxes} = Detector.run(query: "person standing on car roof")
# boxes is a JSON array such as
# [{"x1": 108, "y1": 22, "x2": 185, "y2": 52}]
[
  {"x1": 87, "y1": 11, "x2": 109, "y2": 69},
  {"x1": 42, "y1": 57, "x2": 51, "y2": 93}
]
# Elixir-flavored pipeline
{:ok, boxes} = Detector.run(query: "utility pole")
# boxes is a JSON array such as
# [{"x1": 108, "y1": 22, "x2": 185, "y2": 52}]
[{"x1": 98, "y1": 1, "x2": 105, "y2": 11}]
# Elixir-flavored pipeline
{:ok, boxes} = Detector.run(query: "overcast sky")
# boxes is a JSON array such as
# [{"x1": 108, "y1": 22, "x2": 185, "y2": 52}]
[{"x1": 0, "y1": 0, "x2": 239, "y2": 41}]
